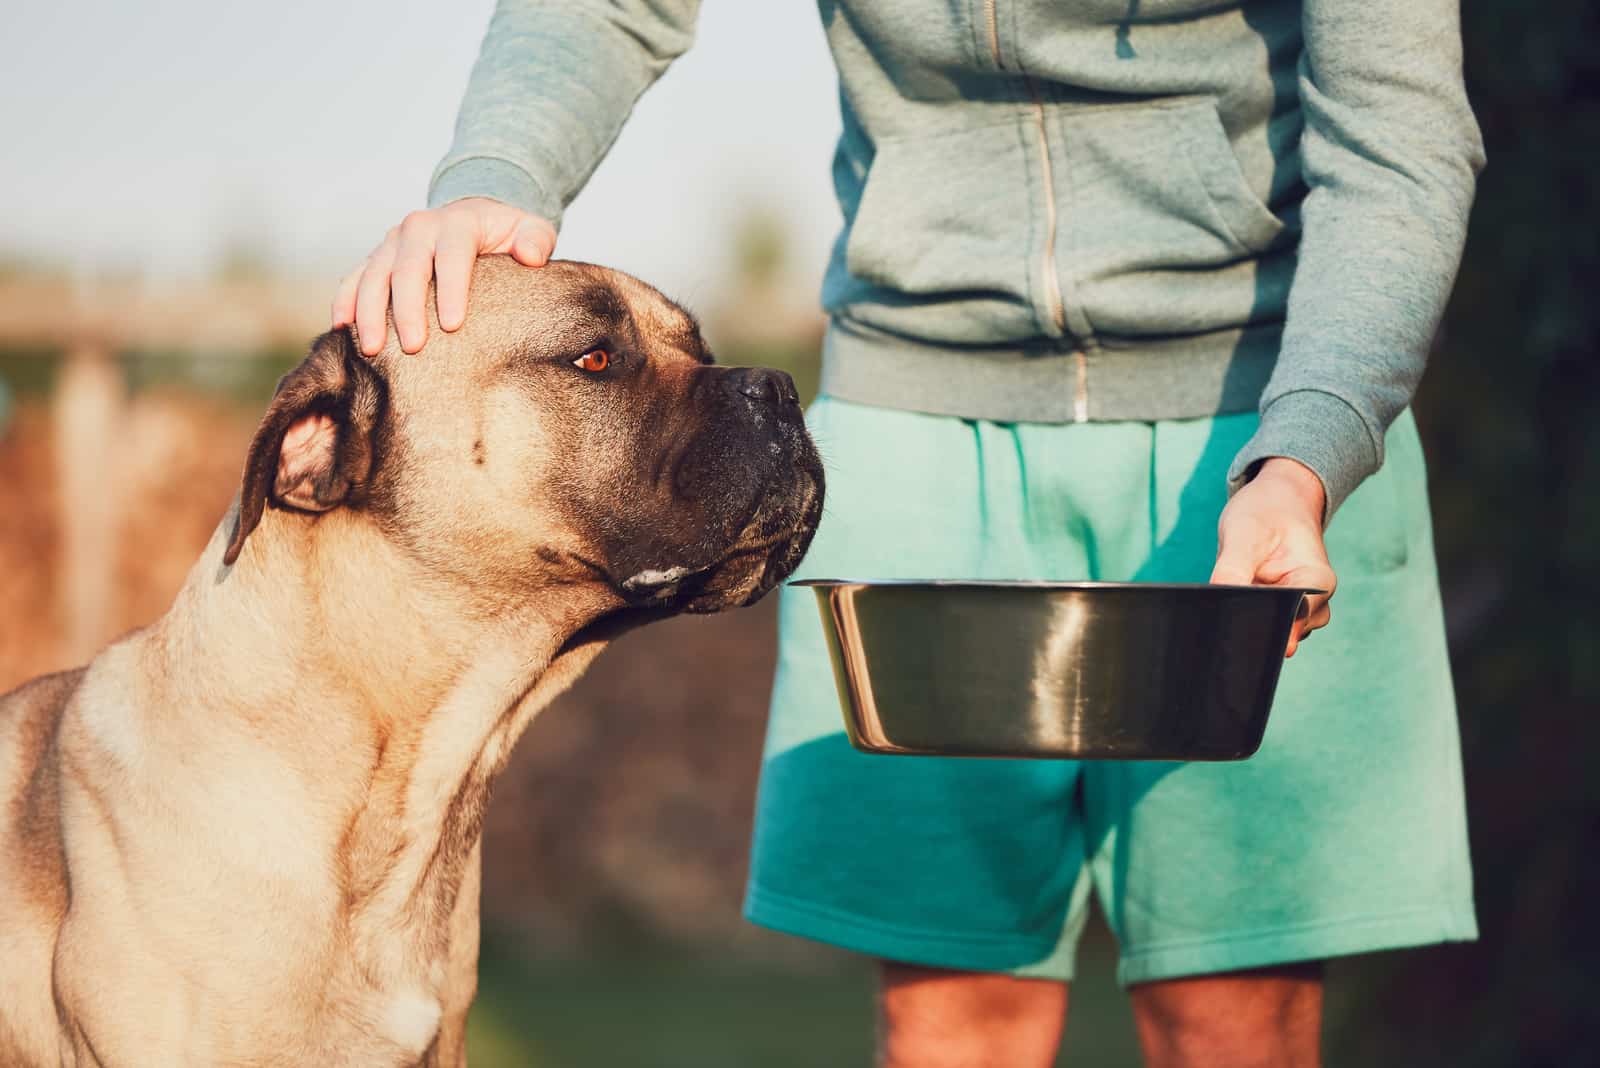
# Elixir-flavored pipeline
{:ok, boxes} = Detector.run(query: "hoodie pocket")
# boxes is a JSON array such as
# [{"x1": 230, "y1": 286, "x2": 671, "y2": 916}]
[
  {"x1": 842, "y1": 119, "x2": 1044, "y2": 342},
  {"x1": 1058, "y1": 97, "x2": 1286, "y2": 337}
]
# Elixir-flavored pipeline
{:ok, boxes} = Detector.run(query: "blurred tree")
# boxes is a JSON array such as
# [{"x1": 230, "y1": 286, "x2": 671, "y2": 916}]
[
  {"x1": 732, "y1": 204, "x2": 789, "y2": 290},
  {"x1": 709, "y1": 203, "x2": 825, "y2": 402},
  {"x1": 1331, "y1": 1, "x2": 1600, "y2": 1064}
]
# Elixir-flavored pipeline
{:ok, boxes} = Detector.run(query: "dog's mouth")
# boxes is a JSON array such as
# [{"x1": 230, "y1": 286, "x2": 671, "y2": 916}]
[{"x1": 616, "y1": 471, "x2": 824, "y2": 614}]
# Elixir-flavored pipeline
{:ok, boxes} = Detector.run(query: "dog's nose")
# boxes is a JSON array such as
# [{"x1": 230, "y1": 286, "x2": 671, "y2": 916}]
[{"x1": 731, "y1": 367, "x2": 800, "y2": 409}]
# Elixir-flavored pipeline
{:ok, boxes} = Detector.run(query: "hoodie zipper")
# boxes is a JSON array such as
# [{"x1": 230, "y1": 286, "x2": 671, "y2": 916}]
[
  {"x1": 986, "y1": 0, "x2": 1085, "y2": 419},
  {"x1": 983, "y1": 0, "x2": 1002, "y2": 62},
  {"x1": 1027, "y1": 94, "x2": 1068, "y2": 340}
]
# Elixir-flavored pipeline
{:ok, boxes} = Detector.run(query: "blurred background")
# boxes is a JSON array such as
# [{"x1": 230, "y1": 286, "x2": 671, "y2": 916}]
[{"x1": 1, "y1": 1, "x2": 1594, "y2": 1065}]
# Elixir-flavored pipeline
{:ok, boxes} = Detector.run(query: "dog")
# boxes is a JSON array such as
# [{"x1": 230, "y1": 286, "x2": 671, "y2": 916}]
[{"x1": 0, "y1": 257, "x2": 824, "y2": 1067}]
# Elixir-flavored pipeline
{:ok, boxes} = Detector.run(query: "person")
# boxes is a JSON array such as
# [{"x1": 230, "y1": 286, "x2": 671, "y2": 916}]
[{"x1": 335, "y1": 2, "x2": 1482, "y2": 1064}]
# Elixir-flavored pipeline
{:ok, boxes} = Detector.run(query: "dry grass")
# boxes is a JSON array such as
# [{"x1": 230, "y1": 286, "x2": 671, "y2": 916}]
[
  {"x1": 0, "y1": 393, "x2": 252, "y2": 686},
  {"x1": 0, "y1": 405, "x2": 66, "y2": 685}
]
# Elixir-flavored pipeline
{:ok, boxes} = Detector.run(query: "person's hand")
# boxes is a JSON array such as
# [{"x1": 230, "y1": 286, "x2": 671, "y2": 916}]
[
  {"x1": 332, "y1": 197, "x2": 558, "y2": 356},
  {"x1": 1209, "y1": 457, "x2": 1337, "y2": 658}
]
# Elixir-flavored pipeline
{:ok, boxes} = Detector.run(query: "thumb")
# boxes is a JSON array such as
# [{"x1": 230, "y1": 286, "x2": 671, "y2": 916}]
[
  {"x1": 508, "y1": 216, "x2": 556, "y2": 267},
  {"x1": 1210, "y1": 524, "x2": 1266, "y2": 587}
]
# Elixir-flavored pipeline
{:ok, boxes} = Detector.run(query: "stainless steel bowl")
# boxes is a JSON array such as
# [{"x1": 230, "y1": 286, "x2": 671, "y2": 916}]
[{"x1": 797, "y1": 580, "x2": 1319, "y2": 761}]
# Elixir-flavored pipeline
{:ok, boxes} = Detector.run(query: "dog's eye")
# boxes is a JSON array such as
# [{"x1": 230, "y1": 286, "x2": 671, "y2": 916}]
[{"x1": 573, "y1": 349, "x2": 612, "y2": 374}]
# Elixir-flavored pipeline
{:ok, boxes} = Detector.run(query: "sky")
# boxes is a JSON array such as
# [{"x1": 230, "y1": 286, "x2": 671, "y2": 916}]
[{"x1": 0, "y1": 0, "x2": 843, "y2": 303}]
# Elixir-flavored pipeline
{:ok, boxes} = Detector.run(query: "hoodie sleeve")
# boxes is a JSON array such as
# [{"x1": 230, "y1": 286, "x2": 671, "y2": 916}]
[
  {"x1": 427, "y1": 0, "x2": 702, "y2": 226},
  {"x1": 1226, "y1": 0, "x2": 1484, "y2": 521}
]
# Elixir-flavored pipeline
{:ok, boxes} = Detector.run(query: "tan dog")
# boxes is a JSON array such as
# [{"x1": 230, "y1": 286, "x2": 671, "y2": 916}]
[{"x1": 0, "y1": 258, "x2": 823, "y2": 1067}]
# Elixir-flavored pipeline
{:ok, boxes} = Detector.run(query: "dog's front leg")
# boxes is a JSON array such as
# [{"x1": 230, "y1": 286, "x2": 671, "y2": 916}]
[{"x1": 427, "y1": 837, "x2": 482, "y2": 1068}]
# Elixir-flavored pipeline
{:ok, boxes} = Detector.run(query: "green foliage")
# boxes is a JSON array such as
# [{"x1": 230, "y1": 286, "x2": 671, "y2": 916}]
[
  {"x1": 1347, "y1": 2, "x2": 1600, "y2": 1063},
  {"x1": 731, "y1": 207, "x2": 790, "y2": 290},
  {"x1": 0, "y1": 346, "x2": 64, "y2": 397},
  {"x1": 466, "y1": 922, "x2": 1145, "y2": 1068},
  {"x1": 119, "y1": 346, "x2": 300, "y2": 404}
]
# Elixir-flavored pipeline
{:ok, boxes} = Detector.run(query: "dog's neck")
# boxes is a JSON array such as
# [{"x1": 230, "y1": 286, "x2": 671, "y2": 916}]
[
  {"x1": 120, "y1": 503, "x2": 618, "y2": 1011},
  {"x1": 162, "y1": 504, "x2": 570, "y2": 754}
]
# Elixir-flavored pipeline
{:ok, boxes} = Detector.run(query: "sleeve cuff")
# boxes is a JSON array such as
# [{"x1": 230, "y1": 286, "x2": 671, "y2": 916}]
[
  {"x1": 1226, "y1": 389, "x2": 1381, "y2": 524},
  {"x1": 427, "y1": 157, "x2": 565, "y2": 226}
]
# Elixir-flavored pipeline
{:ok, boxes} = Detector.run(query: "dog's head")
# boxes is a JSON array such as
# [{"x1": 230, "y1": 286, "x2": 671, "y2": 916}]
[{"x1": 224, "y1": 257, "x2": 823, "y2": 615}]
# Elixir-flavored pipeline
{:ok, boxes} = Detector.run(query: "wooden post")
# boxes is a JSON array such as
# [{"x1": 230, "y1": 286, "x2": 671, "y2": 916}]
[{"x1": 53, "y1": 340, "x2": 124, "y2": 663}]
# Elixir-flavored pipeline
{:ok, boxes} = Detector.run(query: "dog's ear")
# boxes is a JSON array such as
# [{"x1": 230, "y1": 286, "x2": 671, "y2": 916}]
[{"x1": 224, "y1": 329, "x2": 386, "y2": 565}]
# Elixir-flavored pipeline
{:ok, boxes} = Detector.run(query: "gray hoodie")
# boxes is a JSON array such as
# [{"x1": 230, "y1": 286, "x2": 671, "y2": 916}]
[{"x1": 429, "y1": 0, "x2": 1482, "y2": 519}]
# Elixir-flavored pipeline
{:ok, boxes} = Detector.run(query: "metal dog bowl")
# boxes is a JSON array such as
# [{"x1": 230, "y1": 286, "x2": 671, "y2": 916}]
[{"x1": 797, "y1": 580, "x2": 1319, "y2": 760}]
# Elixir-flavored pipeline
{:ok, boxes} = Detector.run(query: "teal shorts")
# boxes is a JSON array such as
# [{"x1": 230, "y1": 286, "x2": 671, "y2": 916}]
[{"x1": 744, "y1": 395, "x2": 1477, "y2": 985}]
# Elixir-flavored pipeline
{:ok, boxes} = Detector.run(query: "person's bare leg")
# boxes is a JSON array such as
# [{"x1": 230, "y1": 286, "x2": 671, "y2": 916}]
[
  {"x1": 1130, "y1": 962, "x2": 1324, "y2": 1068},
  {"x1": 877, "y1": 962, "x2": 1067, "y2": 1068}
]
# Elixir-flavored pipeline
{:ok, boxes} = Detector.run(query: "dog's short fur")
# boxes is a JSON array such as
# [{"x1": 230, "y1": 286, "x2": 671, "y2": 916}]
[{"x1": 0, "y1": 258, "x2": 823, "y2": 1067}]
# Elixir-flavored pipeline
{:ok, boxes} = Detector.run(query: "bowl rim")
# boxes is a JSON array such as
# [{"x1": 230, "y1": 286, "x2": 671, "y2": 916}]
[{"x1": 791, "y1": 578, "x2": 1327, "y2": 595}]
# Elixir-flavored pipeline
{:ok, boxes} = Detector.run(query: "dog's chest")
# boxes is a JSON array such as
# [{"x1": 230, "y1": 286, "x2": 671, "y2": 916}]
[
  {"x1": 376, "y1": 988, "x2": 445, "y2": 1054},
  {"x1": 330, "y1": 894, "x2": 468, "y2": 1065},
  {"x1": 312, "y1": 920, "x2": 456, "y2": 1065},
  {"x1": 358, "y1": 986, "x2": 445, "y2": 1065},
  {"x1": 303, "y1": 976, "x2": 445, "y2": 1067}
]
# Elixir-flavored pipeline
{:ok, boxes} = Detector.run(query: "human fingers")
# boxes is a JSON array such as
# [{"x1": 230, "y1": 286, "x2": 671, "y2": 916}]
[
  {"x1": 390, "y1": 213, "x2": 441, "y2": 354},
  {"x1": 354, "y1": 229, "x2": 400, "y2": 357}
]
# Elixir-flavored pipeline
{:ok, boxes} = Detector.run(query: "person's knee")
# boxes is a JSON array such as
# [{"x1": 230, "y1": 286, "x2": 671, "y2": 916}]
[
  {"x1": 877, "y1": 961, "x2": 1065, "y2": 1068},
  {"x1": 1131, "y1": 962, "x2": 1324, "y2": 1068}
]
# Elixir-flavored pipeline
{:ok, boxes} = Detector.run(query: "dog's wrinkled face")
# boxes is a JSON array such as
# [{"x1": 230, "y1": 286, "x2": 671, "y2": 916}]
[{"x1": 226, "y1": 257, "x2": 824, "y2": 616}]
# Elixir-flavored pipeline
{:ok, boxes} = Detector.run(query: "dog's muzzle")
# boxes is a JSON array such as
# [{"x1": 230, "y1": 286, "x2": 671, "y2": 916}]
[{"x1": 618, "y1": 366, "x2": 823, "y2": 612}]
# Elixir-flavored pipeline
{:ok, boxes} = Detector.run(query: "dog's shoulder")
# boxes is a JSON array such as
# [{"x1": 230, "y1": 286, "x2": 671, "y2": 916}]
[
  {"x1": 2, "y1": 667, "x2": 85, "y2": 743},
  {"x1": 1, "y1": 667, "x2": 84, "y2": 823},
  {"x1": 0, "y1": 669, "x2": 79, "y2": 1064},
  {"x1": 2, "y1": 665, "x2": 87, "y2": 702}
]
